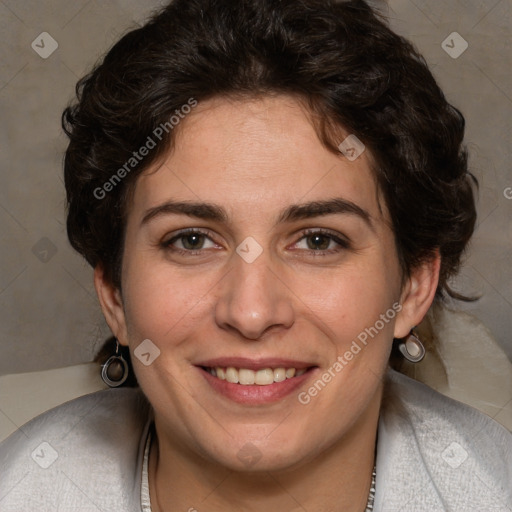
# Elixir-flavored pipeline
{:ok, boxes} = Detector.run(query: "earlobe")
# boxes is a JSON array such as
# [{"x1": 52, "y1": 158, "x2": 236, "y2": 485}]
[
  {"x1": 394, "y1": 251, "x2": 441, "y2": 339},
  {"x1": 93, "y1": 265, "x2": 129, "y2": 346}
]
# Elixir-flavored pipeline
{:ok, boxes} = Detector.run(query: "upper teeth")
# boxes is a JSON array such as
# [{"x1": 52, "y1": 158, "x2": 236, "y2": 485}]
[{"x1": 208, "y1": 367, "x2": 307, "y2": 385}]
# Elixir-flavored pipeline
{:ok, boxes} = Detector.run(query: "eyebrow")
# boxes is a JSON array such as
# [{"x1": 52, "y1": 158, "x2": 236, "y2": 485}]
[
  {"x1": 277, "y1": 198, "x2": 373, "y2": 229},
  {"x1": 141, "y1": 198, "x2": 373, "y2": 229},
  {"x1": 141, "y1": 201, "x2": 228, "y2": 225}
]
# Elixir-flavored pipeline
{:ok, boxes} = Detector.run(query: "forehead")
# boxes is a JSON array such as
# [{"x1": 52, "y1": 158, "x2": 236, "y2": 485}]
[{"x1": 130, "y1": 95, "x2": 385, "y2": 222}]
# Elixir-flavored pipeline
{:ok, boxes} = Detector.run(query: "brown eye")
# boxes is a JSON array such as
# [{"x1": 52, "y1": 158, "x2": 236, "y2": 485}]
[
  {"x1": 180, "y1": 233, "x2": 207, "y2": 250},
  {"x1": 293, "y1": 229, "x2": 351, "y2": 254},
  {"x1": 306, "y1": 234, "x2": 332, "y2": 250},
  {"x1": 163, "y1": 229, "x2": 217, "y2": 252}
]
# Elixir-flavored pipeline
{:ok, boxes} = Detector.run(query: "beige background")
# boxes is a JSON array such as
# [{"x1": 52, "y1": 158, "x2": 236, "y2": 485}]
[{"x1": 0, "y1": 0, "x2": 511, "y2": 377}]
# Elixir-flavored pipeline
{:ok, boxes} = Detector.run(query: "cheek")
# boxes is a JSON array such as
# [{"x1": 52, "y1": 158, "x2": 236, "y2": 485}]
[
  {"x1": 290, "y1": 258, "x2": 400, "y2": 341},
  {"x1": 121, "y1": 263, "x2": 218, "y2": 396},
  {"x1": 121, "y1": 255, "x2": 215, "y2": 345}
]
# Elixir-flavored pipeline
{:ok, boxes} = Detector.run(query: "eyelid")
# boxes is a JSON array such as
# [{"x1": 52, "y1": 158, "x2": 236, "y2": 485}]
[{"x1": 300, "y1": 228, "x2": 350, "y2": 243}]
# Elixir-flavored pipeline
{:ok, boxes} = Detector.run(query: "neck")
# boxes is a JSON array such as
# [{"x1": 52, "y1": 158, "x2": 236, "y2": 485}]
[{"x1": 149, "y1": 386, "x2": 382, "y2": 512}]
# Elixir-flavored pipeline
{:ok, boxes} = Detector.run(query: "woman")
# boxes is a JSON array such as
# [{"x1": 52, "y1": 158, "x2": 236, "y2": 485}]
[{"x1": 1, "y1": 0, "x2": 511, "y2": 510}]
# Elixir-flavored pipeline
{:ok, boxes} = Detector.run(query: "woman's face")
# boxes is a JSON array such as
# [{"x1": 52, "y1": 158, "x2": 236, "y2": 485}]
[{"x1": 103, "y1": 96, "x2": 414, "y2": 471}]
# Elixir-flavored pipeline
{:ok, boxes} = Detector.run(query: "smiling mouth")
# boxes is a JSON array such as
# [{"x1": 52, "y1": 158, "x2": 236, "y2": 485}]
[{"x1": 201, "y1": 366, "x2": 311, "y2": 386}]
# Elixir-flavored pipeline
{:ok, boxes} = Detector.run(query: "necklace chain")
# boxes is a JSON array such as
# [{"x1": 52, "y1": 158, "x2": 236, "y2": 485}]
[{"x1": 365, "y1": 466, "x2": 377, "y2": 511}]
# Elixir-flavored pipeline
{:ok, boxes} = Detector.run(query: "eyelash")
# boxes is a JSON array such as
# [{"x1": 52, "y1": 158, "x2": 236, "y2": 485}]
[{"x1": 161, "y1": 228, "x2": 351, "y2": 256}]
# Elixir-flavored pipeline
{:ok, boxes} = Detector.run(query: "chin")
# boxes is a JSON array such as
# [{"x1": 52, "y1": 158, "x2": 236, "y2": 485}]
[
  {"x1": 208, "y1": 440, "x2": 309, "y2": 473},
  {"x1": 195, "y1": 423, "x2": 325, "y2": 474}
]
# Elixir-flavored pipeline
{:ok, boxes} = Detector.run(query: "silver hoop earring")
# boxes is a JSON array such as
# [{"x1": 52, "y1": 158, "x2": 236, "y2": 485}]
[
  {"x1": 398, "y1": 330, "x2": 425, "y2": 363},
  {"x1": 101, "y1": 339, "x2": 129, "y2": 387}
]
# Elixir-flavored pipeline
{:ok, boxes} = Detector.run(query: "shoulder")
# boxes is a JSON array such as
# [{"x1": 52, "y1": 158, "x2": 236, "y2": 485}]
[
  {"x1": 0, "y1": 387, "x2": 151, "y2": 512},
  {"x1": 375, "y1": 369, "x2": 512, "y2": 511},
  {"x1": 386, "y1": 369, "x2": 512, "y2": 457}
]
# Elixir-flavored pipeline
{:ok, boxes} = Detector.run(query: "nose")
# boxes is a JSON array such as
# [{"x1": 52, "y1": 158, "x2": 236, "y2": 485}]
[{"x1": 214, "y1": 252, "x2": 295, "y2": 340}]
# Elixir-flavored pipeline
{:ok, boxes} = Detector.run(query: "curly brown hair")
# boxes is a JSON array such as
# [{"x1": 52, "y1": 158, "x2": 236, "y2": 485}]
[{"x1": 62, "y1": 0, "x2": 477, "y2": 303}]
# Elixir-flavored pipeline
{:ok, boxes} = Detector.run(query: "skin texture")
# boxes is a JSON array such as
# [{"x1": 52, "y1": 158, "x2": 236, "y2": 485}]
[{"x1": 95, "y1": 96, "x2": 440, "y2": 511}]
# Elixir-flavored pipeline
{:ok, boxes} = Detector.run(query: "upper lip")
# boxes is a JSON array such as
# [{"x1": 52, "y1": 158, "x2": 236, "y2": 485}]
[{"x1": 196, "y1": 357, "x2": 316, "y2": 371}]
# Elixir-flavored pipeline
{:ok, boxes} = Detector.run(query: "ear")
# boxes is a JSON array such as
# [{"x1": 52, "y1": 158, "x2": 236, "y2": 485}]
[
  {"x1": 94, "y1": 265, "x2": 129, "y2": 347},
  {"x1": 393, "y1": 251, "x2": 441, "y2": 339}
]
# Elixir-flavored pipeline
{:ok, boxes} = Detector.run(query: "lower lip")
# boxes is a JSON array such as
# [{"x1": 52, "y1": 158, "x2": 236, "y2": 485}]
[{"x1": 198, "y1": 367, "x2": 317, "y2": 405}]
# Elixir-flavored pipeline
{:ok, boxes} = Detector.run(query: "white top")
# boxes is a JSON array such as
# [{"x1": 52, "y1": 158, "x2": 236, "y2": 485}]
[
  {"x1": 141, "y1": 425, "x2": 152, "y2": 512},
  {"x1": 0, "y1": 369, "x2": 511, "y2": 511}
]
